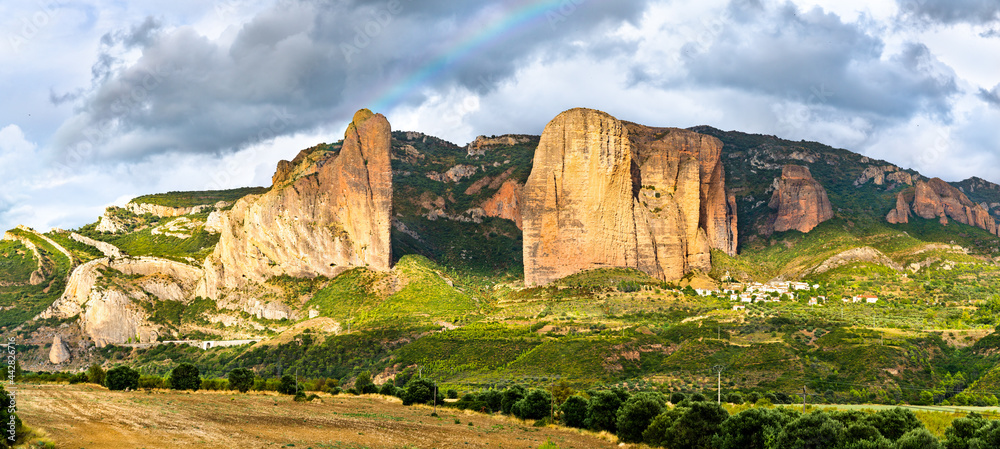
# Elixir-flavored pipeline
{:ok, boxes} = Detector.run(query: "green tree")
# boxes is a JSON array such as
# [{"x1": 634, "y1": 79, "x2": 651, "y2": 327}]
[
  {"x1": 616, "y1": 392, "x2": 667, "y2": 443},
  {"x1": 402, "y1": 377, "x2": 438, "y2": 406},
  {"x1": 379, "y1": 383, "x2": 398, "y2": 396},
  {"x1": 586, "y1": 390, "x2": 623, "y2": 433},
  {"x1": 169, "y1": 363, "x2": 201, "y2": 391},
  {"x1": 482, "y1": 389, "x2": 503, "y2": 412},
  {"x1": 560, "y1": 395, "x2": 589, "y2": 428},
  {"x1": 714, "y1": 406, "x2": 796, "y2": 449},
  {"x1": 660, "y1": 401, "x2": 729, "y2": 449},
  {"x1": 512, "y1": 388, "x2": 553, "y2": 420},
  {"x1": 105, "y1": 366, "x2": 140, "y2": 391},
  {"x1": 228, "y1": 368, "x2": 255, "y2": 393},
  {"x1": 895, "y1": 428, "x2": 941, "y2": 449},
  {"x1": 777, "y1": 411, "x2": 847, "y2": 449},
  {"x1": 278, "y1": 374, "x2": 301, "y2": 395},
  {"x1": 501, "y1": 385, "x2": 527, "y2": 415},
  {"x1": 354, "y1": 371, "x2": 377, "y2": 394},
  {"x1": 643, "y1": 407, "x2": 688, "y2": 447},
  {"x1": 870, "y1": 407, "x2": 924, "y2": 442},
  {"x1": 670, "y1": 392, "x2": 687, "y2": 404},
  {"x1": 943, "y1": 413, "x2": 989, "y2": 449},
  {"x1": 87, "y1": 363, "x2": 106, "y2": 386}
]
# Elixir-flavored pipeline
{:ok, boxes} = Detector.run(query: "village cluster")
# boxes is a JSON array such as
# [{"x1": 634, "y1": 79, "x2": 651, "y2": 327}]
[{"x1": 691, "y1": 281, "x2": 879, "y2": 311}]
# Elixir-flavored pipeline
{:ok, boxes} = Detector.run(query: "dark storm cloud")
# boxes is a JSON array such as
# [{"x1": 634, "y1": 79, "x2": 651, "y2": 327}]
[
  {"x1": 979, "y1": 84, "x2": 1000, "y2": 107},
  {"x1": 677, "y1": 1, "x2": 957, "y2": 119},
  {"x1": 896, "y1": 0, "x2": 1000, "y2": 25},
  {"x1": 50, "y1": 0, "x2": 647, "y2": 163}
]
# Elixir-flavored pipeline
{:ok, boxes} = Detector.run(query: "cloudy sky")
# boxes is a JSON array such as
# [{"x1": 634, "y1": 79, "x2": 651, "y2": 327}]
[{"x1": 1, "y1": 0, "x2": 999, "y2": 232}]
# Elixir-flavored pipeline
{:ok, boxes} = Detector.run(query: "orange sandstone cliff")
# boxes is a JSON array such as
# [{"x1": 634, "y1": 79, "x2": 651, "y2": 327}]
[
  {"x1": 769, "y1": 165, "x2": 834, "y2": 233},
  {"x1": 521, "y1": 108, "x2": 737, "y2": 286}
]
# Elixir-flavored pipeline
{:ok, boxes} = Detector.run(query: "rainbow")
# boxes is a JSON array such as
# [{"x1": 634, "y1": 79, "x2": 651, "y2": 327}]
[{"x1": 365, "y1": 0, "x2": 572, "y2": 112}]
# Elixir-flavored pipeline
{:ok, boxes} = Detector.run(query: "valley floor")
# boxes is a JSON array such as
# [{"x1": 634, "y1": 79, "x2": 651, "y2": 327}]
[{"x1": 17, "y1": 384, "x2": 614, "y2": 449}]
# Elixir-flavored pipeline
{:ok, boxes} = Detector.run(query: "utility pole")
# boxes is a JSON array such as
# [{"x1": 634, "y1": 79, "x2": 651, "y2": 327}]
[
  {"x1": 712, "y1": 365, "x2": 726, "y2": 403},
  {"x1": 797, "y1": 386, "x2": 819, "y2": 411},
  {"x1": 433, "y1": 385, "x2": 438, "y2": 414}
]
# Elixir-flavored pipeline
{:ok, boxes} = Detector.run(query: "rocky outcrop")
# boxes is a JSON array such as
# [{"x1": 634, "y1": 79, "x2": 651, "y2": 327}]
[
  {"x1": 481, "y1": 180, "x2": 523, "y2": 229},
  {"x1": 40, "y1": 256, "x2": 202, "y2": 347},
  {"x1": 199, "y1": 109, "x2": 393, "y2": 299},
  {"x1": 427, "y1": 165, "x2": 478, "y2": 183},
  {"x1": 886, "y1": 192, "x2": 911, "y2": 224},
  {"x1": 891, "y1": 178, "x2": 999, "y2": 235},
  {"x1": 95, "y1": 208, "x2": 127, "y2": 233},
  {"x1": 48, "y1": 335, "x2": 70, "y2": 364},
  {"x1": 466, "y1": 135, "x2": 533, "y2": 156},
  {"x1": 522, "y1": 108, "x2": 737, "y2": 286},
  {"x1": 769, "y1": 165, "x2": 833, "y2": 233},
  {"x1": 854, "y1": 165, "x2": 913, "y2": 187},
  {"x1": 127, "y1": 202, "x2": 209, "y2": 217}
]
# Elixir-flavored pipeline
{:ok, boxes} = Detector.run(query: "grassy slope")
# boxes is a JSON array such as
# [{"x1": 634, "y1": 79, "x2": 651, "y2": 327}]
[
  {"x1": 0, "y1": 228, "x2": 73, "y2": 329},
  {"x1": 131, "y1": 187, "x2": 268, "y2": 208}
]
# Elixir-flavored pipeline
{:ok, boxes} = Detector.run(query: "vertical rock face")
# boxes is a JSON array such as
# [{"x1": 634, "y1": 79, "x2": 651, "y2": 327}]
[
  {"x1": 886, "y1": 191, "x2": 911, "y2": 224},
  {"x1": 49, "y1": 335, "x2": 70, "y2": 364},
  {"x1": 480, "y1": 180, "x2": 523, "y2": 229},
  {"x1": 522, "y1": 108, "x2": 737, "y2": 286},
  {"x1": 200, "y1": 109, "x2": 393, "y2": 298},
  {"x1": 892, "y1": 178, "x2": 999, "y2": 235},
  {"x1": 768, "y1": 165, "x2": 834, "y2": 233}
]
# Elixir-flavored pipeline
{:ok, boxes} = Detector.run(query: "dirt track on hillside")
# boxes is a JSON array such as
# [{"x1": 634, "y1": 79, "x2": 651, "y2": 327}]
[{"x1": 17, "y1": 384, "x2": 616, "y2": 448}]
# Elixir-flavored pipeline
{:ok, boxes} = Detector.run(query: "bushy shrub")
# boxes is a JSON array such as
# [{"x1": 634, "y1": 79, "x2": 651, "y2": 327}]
[
  {"x1": 501, "y1": 385, "x2": 527, "y2": 415},
  {"x1": 586, "y1": 390, "x2": 623, "y2": 433},
  {"x1": 0, "y1": 387, "x2": 22, "y2": 448},
  {"x1": 68, "y1": 372, "x2": 88, "y2": 384},
  {"x1": 402, "y1": 378, "x2": 438, "y2": 406},
  {"x1": 714, "y1": 407, "x2": 798, "y2": 449},
  {"x1": 447, "y1": 389, "x2": 459, "y2": 399},
  {"x1": 87, "y1": 363, "x2": 106, "y2": 386},
  {"x1": 656, "y1": 401, "x2": 729, "y2": 449},
  {"x1": 138, "y1": 375, "x2": 165, "y2": 390},
  {"x1": 868, "y1": 407, "x2": 923, "y2": 442},
  {"x1": 379, "y1": 383, "x2": 398, "y2": 397},
  {"x1": 511, "y1": 389, "x2": 553, "y2": 420},
  {"x1": 354, "y1": 371, "x2": 377, "y2": 394},
  {"x1": 278, "y1": 374, "x2": 303, "y2": 395},
  {"x1": 169, "y1": 363, "x2": 201, "y2": 391},
  {"x1": 895, "y1": 428, "x2": 941, "y2": 449},
  {"x1": 228, "y1": 368, "x2": 255, "y2": 393},
  {"x1": 616, "y1": 392, "x2": 667, "y2": 443},
  {"x1": 777, "y1": 411, "x2": 846, "y2": 449},
  {"x1": 105, "y1": 366, "x2": 140, "y2": 391},
  {"x1": 482, "y1": 389, "x2": 503, "y2": 412},
  {"x1": 670, "y1": 392, "x2": 687, "y2": 404},
  {"x1": 560, "y1": 395, "x2": 588, "y2": 428}
]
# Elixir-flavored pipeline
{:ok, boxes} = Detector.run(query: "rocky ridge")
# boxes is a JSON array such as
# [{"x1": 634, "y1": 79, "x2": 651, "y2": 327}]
[
  {"x1": 887, "y1": 178, "x2": 999, "y2": 235},
  {"x1": 522, "y1": 108, "x2": 737, "y2": 286}
]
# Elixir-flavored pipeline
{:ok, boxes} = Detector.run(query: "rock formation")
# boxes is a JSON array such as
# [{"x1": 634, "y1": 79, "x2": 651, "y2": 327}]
[
  {"x1": 769, "y1": 165, "x2": 834, "y2": 233},
  {"x1": 48, "y1": 335, "x2": 70, "y2": 364},
  {"x1": 854, "y1": 165, "x2": 913, "y2": 187},
  {"x1": 41, "y1": 256, "x2": 203, "y2": 347},
  {"x1": 888, "y1": 178, "x2": 999, "y2": 235},
  {"x1": 199, "y1": 109, "x2": 393, "y2": 299},
  {"x1": 427, "y1": 165, "x2": 478, "y2": 183},
  {"x1": 522, "y1": 108, "x2": 737, "y2": 286},
  {"x1": 886, "y1": 192, "x2": 911, "y2": 224},
  {"x1": 95, "y1": 208, "x2": 127, "y2": 233},
  {"x1": 466, "y1": 135, "x2": 533, "y2": 156},
  {"x1": 70, "y1": 232, "x2": 122, "y2": 258},
  {"x1": 481, "y1": 180, "x2": 523, "y2": 229}
]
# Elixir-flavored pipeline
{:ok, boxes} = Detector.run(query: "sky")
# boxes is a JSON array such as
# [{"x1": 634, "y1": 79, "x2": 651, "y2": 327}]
[{"x1": 1, "y1": 0, "x2": 999, "y2": 232}]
